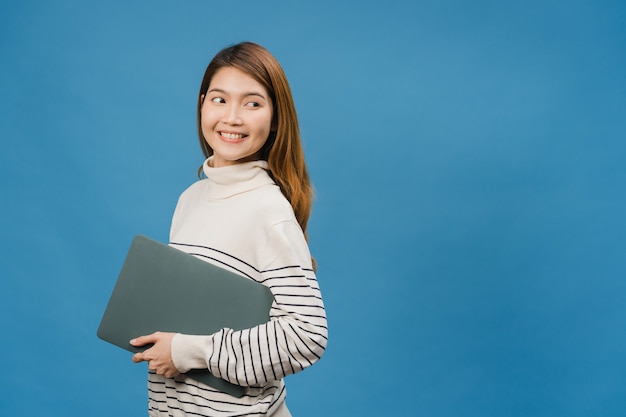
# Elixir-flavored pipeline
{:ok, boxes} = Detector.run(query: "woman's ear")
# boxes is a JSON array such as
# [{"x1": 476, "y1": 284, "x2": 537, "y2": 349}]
[{"x1": 200, "y1": 94, "x2": 205, "y2": 104}]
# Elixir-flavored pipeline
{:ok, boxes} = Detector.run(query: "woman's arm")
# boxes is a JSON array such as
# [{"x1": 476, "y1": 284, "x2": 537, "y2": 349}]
[{"x1": 170, "y1": 220, "x2": 328, "y2": 386}]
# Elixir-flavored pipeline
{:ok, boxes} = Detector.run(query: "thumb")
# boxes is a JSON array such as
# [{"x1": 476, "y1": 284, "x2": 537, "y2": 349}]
[{"x1": 130, "y1": 332, "x2": 157, "y2": 347}]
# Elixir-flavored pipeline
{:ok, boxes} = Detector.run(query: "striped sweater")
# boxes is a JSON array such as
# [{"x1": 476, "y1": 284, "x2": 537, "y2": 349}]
[{"x1": 147, "y1": 158, "x2": 328, "y2": 417}]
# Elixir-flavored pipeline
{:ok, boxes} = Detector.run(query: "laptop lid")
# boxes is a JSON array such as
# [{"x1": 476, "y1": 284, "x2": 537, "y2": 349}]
[{"x1": 97, "y1": 235, "x2": 274, "y2": 397}]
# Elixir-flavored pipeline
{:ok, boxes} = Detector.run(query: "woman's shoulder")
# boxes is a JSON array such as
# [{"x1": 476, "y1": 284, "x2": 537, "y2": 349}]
[
  {"x1": 177, "y1": 178, "x2": 210, "y2": 199},
  {"x1": 254, "y1": 184, "x2": 296, "y2": 223}
]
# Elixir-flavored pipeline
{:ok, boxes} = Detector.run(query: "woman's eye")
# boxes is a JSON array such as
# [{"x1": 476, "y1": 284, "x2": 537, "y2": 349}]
[
  {"x1": 246, "y1": 101, "x2": 260, "y2": 108},
  {"x1": 211, "y1": 97, "x2": 225, "y2": 104}
]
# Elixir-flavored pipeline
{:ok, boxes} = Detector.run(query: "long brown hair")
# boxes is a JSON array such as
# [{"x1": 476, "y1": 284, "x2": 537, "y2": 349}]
[{"x1": 196, "y1": 42, "x2": 314, "y2": 242}]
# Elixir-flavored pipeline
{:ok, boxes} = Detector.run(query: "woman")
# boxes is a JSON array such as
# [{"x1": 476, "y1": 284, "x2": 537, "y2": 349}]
[{"x1": 130, "y1": 42, "x2": 328, "y2": 417}]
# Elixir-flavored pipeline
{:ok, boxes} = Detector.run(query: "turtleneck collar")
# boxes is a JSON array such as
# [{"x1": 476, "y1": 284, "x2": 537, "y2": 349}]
[{"x1": 202, "y1": 156, "x2": 275, "y2": 199}]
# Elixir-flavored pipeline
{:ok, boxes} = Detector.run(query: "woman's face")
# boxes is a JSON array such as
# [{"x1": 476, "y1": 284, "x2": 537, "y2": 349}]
[{"x1": 200, "y1": 66, "x2": 273, "y2": 167}]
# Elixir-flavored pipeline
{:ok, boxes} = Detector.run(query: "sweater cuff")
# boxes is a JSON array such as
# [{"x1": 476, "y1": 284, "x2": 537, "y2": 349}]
[{"x1": 171, "y1": 333, "x2": 212, "y2": 373}]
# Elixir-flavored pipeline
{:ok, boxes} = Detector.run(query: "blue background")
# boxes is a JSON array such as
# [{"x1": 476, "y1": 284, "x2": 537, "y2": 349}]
[{"x1": 1, "y1": 1, "x2": 625, "y2": 416}]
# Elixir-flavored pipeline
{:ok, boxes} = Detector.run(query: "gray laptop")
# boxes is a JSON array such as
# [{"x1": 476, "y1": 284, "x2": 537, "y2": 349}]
[{"x1": 97, "y1": 235, "x2": 274, "y2": 397}]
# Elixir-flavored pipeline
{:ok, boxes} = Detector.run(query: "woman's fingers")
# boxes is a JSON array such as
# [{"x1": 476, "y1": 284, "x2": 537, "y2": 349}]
[
  {"x1": 129, "y1": 332, "x2": 180, "y2": 378},
  {"x1": 130, "y1": 332, "x2": 160, "y2": 347}
]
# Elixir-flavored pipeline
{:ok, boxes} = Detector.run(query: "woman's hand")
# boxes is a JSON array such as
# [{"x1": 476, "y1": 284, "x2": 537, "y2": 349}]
[{"x1": 130, "y1": 332, "x2": 180, "y2": 378}]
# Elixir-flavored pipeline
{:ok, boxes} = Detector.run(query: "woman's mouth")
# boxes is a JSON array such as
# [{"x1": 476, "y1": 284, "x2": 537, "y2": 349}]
[{"x1": 219, "y1": 131, "x2": 247, "y2": 142}]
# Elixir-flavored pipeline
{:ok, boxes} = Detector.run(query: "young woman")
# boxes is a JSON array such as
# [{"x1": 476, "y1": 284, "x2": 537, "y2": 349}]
[{"x1": 129, "y1": 42, "x2": 328, "y2": 417}]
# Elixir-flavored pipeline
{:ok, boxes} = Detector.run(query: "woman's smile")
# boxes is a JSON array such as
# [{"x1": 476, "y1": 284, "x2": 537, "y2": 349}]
[{"x1": 218, "y1": 131, "x2": 248, "y2": 142}]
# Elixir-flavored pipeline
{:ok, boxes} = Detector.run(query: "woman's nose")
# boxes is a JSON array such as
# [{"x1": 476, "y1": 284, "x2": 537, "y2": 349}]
[{"x1": 224, "y1": 104, "x2": 242, "y2": 125}]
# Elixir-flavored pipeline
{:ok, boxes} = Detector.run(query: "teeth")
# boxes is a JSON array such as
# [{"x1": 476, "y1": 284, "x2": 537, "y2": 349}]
[{"x1": 221, "y1": 132, "x2": 245, "y2": 139}]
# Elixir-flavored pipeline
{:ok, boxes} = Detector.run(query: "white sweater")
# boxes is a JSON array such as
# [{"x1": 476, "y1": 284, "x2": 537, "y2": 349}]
[{"x1": 147, "y1": 158, "x2": 328, "y2": 417}]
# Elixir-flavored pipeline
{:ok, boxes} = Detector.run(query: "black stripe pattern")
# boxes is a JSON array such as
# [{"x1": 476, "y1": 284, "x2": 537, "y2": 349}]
[
  {"x1": 147, "y1": 161, "x2": 328, "y2": 416},
  {"x1": 147, "y1": 239, "x2": 327, "y2": 415}
]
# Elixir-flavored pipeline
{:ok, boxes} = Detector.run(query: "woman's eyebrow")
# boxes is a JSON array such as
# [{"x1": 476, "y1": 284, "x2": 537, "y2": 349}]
[{"x1": 207, "y1": 88, "x2": 267, "y2": 100}]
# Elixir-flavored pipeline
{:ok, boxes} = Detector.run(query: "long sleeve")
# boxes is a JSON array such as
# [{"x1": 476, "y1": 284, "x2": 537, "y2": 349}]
[
  {"x1": 150, "y1": 158, "x2": 326, "y2": 415},
  {"x1": 170, "y1": 219, "x2": 328, "y2": 386}
]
